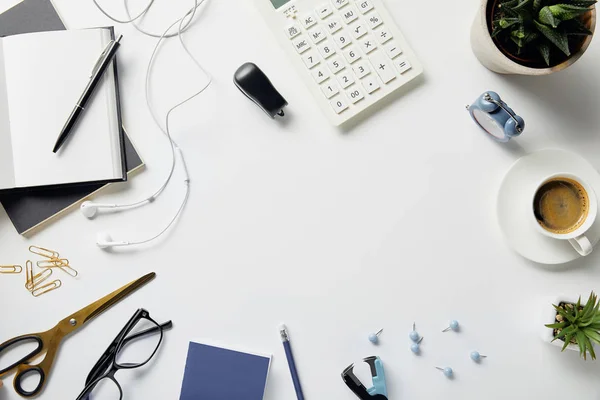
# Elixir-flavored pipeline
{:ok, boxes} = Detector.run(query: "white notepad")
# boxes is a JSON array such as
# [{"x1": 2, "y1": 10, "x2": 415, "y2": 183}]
[{"x1": 0, "y1": 27, "x2": 125, "y2": 192}]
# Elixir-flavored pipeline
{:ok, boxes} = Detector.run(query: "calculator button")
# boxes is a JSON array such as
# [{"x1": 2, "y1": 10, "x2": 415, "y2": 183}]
[
  {"x1": 361, "y1": 74, "x2": 380, "y2": 94},
  {"x1": 350, "y1": 22, "x2": 367, "y2": 39},
  {"x1": 338, "y1": 71, "x2": 356, "y2": 88},
  {"x1": 341, "y1": 5, "x2": 359, "y2": 24},
  {"x1": 366, "y1": 12, "x2": 383, "y2": 29},
  {"x1": 370, "y1": 52, "x2": 396, "y2": 83},
  {"x1": 394, "y1": 57, "x2": 412, "y2": 74},
  {"x1": 343, "y1": 45, "x2": 361, "y2": 64},
  {"x1": 302, "y1": 51, "x2": 320, "y2": 69},
  {"x1": 327, "y1": 55, "x2": 346, "y2": 73},
  {"x1": 309, "y1": 28, "x2": 327, "y2": 44},
  {"x1": 322, "y1": 81, "x2": 340, "y2": 98},
  {"x1": 333, "y1": 0, "x2": 349, "y2": 9},
  {"x1": 312, "y1": 66, "x2": 331, "y2": 83},
  {"x1": 326, "y1": 17, "x2": 343, "y2": 34},
  {"x1": 357, "y1": 0, "x2": 374, "y2": 14},
  {"x1": 285, "y1": 24, "x2": 302, "y2": 39},
  {"x1": 352, "y1": 59, "x2": 371, "y2": 78},
  {"x1": 385, "y1": 41, "x2": 402, "y2": 59},
  {"x1": 317, "y1": 4, "x2": 334, "y2": 19},
  {"x1": 360, "y1": 35, "x2": 377, "y2": 54},
  {"x1": 346, "y1": 86, "x2": 365, "y2": 104},
  {"x1": 375, "y1": 26, "x2": 393, "y2": 44},
  {"x1": 292, "y1": 37, "x2": 311, "y2": 54},
  {"x1": 301, "y1": 13, "x2": 318, "y2": 29},
  {"x1": 330, "y1": 95, "x2": 349, "y2": 114},
  {"x1": 333, "y1": 30, "x2": 352, "y2": 49},
  {"x1": 317, "y1": 40, "x2": 337, "y2": 59}
]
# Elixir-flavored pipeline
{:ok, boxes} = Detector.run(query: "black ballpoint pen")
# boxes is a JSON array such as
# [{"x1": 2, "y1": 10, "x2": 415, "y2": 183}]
[{"x1": 52, "y1": 34, "x2": 123, "y2": 153}]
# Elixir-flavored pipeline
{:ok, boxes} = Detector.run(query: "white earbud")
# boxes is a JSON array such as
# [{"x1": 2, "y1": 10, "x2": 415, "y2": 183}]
[
  {"x1": 81, "y1": 200, "x2": 152, "y2": 219},
  {"x1": 80, "y1": 201, "x2": 120, "y2": 218},
  {"x1": 96, "y1": 232, "x2": 130, "y2": 249}
]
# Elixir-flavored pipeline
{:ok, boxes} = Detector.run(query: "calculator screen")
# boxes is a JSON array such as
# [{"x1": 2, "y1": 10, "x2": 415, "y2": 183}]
[{"x1": 271, "y1": 0, "x2": 291, "y2": 9}]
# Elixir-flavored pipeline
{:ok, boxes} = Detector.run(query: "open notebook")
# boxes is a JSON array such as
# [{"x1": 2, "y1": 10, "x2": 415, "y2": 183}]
[{"x1": 0, "y1": 27, "x2": 125, "y2": 193}]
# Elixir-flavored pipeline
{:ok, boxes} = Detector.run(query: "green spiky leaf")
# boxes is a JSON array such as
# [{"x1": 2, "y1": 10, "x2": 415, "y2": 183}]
[
  {"x1": 539, "y1": 6, "x2": 561, "y2": 27},
  {"x1": 554, "y1": 324, "x2": 577, "y2": 340},
  {"x1": 570, "y1": 0, "x2": 597, "y2": 5},
  {"x1": 535, "y1": 20, "x2": 571, "y2": 55},
  {"x1": 500, "y1": 17, "x2": 521, "y2": 28},
  {"x1": 524, "y1": 31, "x2": 540, "y2": 44},
  {"x1": 562, "y1": 333, "x2": 575, "y2": 350},
  {"x1": 513, "y1": 0, "x2": 533, "y2": 8},
  {"x1": 512, "y1": 0, "x2": 534, "y2": 16},
  {"x1": 585, "y1": 336, "x2": 597, "y2": 360},
  {"x1": 545, "y1": 322, "x2": 566, "y2": 329},
  {"x1": 537, "y1": 42, "x2": 551, "y2": 65},
  {"x1": 576, "y1": 331, "x2": 588, "y2": 359},
  {"x1": 501, "y1": 0, "x2": 520, "y2": 7},
  {"x1": 549, "y1": 4, "x2": 593, "y2": 21},
  {"x1": 492, "y1": 17, "x2": 521, "y2": 37},
  {"x1": 583, "y1": 328, "x2": 600, "y2": 343}
]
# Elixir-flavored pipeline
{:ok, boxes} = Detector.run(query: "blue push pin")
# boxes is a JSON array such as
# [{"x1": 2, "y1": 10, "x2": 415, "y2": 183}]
[
  {"x1": 435, "y1": 366, "x2": 454, "y2": 378},
  {"x1": 409, "y1": 322, "x2": 421, "y2": 342},
  {"x1": 470, "y1": 351, "x2": 487, "y2": 362},
  {"x1": 411, "y1": 337, "x2": 423, "y2": 354},
  {"x1": 368, "y1": 328, "x2": 383, "y2": 344},
  {"x1": 442, "y1": 320, "x2": 459, "y2": 332}
]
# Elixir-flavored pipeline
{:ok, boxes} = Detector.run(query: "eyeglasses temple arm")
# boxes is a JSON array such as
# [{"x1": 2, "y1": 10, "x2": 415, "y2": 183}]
[{"x1": 121, "y1": 321, "x2": 173, "y2": 346}]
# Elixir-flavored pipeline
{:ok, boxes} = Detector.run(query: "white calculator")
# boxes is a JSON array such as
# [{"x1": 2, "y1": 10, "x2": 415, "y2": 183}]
[{"x1": 254, "y1": 0, "x2": 423, "y2": 126}]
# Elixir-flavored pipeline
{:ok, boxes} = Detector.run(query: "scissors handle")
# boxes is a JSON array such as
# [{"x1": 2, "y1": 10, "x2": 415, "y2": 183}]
[
  {"x1": 14, "y1": 365, "x2": 46, "y2": 398},
  {"x1": 0, "y1": 334, "x2": 50, "y2": 398},
  {"x1": 0, "y1": 335, "x2": 43, "y2": 376}
]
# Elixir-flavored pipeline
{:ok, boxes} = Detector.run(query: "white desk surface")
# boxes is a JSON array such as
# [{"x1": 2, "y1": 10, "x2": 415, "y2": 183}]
[{"x1": 1, "y1": 0, "x2": 600, "y2": 399}]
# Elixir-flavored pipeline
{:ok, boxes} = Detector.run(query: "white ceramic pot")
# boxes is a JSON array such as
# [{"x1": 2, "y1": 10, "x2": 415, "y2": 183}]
[
  {"x1": 542, "y1": 295, "x2": 587, "y2": 352},
  {"x1": 470, "y1": 0, "x2": 596, "y2": 75}
]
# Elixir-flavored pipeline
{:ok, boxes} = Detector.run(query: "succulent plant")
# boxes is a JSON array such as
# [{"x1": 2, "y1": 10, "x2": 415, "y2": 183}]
[
  {"x1": 492, "y1": 0, "x2": 596, "y2": 66},
  {"x1": 546, "y1": 292, "x2": 600, "y2": 360}
]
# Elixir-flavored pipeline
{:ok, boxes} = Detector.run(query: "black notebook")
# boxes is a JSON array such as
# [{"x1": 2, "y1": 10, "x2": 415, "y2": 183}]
[{"x1": 0, "y1": 0, "x2": 144, "y2": 235}]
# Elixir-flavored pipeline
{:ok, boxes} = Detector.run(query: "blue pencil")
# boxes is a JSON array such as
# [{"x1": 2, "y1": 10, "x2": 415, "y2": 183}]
[{"x1": 279, "y1": 324, "x2": 305, "y2": 400}]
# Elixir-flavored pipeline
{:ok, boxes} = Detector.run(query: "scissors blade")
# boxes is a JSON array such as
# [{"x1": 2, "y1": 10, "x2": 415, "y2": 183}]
[{"x1": 60, "y1": 272, "x2": 156, "y2": 333}]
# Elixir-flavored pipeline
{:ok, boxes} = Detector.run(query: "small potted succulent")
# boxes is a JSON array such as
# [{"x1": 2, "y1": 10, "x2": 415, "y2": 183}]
[
  {"x1": 543, "y1": 292, "x2": 600, "y2": 360},
  {"x1": 471, "y1": 0, "x2": 597, "y2": 75}
]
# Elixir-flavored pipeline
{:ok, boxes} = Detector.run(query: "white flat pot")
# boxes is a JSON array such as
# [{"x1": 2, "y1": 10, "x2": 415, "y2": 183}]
[
  {"x1": 542, "y1": 295, "x2": 589, "y2": 353},
  {"x1": 471, "y1": 0, "x2": 596, "y2": 75}
]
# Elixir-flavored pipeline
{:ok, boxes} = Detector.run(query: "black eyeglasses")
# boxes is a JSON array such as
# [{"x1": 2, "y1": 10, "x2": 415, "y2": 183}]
[{"x1": 75, "y1": 308, "x2": 172, "y2": 400}]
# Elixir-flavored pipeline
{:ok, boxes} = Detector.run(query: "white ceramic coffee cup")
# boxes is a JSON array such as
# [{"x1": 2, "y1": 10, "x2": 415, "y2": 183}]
[{"x1": 532, "y1": 173, "x2": 597, "y2": 256}]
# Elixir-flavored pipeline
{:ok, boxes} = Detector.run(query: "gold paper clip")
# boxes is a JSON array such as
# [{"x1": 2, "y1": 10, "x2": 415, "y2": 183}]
[
  {"x1": 37, "y1": 259, "x2": 69, "y2": 268},
  {"x1": 37, "y1": 259, "x2": 78, "y2": 278},
  {"x1": 31, "y1": 280, "x2": 62, "y2": 297},
  {"x1": 0, "y1": 265, "x2": 22, "y2": 274},
  {"x1": 25, "y1": 268, "x2": 53, "y2": 292},
  {"x1": 29, "y1": 246, "x2": 59, "y2": 259},
  {"x1": 25, "y1": 260, "x2": 33, "y2": 289}
]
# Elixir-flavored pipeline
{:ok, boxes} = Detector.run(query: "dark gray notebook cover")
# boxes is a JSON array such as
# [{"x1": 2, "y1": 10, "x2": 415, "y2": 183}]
[
  {"x1": 0, "y1": 0, "x2": 143, "y2": 235},
  {"x1": 0, "y1": 0, "x2": 64, "y2": 37}
]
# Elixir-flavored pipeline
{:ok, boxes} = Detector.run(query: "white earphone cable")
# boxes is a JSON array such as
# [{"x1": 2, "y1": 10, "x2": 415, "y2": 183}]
[{"x1": 91, "y1": 0, "x2": 211, "y2": 245}]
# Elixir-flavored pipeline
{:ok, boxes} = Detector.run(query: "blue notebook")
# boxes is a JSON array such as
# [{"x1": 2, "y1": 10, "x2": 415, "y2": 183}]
[{"x1": 179, "y1": 341, "x2": 272, "y2": 400}]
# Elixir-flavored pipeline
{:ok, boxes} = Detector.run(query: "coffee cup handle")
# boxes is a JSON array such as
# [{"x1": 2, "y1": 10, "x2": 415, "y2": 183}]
[{"x1": 568, "y1": 235, "x2": 593, "y2": 256}]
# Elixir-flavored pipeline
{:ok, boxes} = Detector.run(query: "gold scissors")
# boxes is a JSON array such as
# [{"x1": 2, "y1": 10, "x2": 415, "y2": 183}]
[{"x1": 0, "y1": 272, "x2": 156, "y2": 398}]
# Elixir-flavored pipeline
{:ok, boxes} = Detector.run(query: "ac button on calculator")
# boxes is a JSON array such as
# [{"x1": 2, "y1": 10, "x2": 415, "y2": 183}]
[{"x1": 255, "y1": 0, "x2": 423, "y2": 125}]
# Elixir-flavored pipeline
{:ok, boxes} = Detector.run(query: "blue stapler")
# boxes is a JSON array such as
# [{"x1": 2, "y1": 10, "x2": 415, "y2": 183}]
[{"x1": 342, "y1": 356, "x2": 388, "y2": 400}]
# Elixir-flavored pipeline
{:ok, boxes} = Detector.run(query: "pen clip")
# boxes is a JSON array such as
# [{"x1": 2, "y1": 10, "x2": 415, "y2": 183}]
[{"x1": 90, "y1": 40, "x2": 114, "y2": 78}]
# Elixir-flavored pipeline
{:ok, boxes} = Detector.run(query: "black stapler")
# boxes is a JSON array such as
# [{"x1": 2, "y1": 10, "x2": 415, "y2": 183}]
[
  {"x1": 234, "y1": 62, "x2": 288, "y2": 118},
  {"x1": 342, "y1": 356, "x2": 388, "y2": 400}
]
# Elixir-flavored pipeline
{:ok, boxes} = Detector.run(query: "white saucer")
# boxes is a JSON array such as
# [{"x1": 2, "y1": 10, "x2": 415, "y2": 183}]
[{"x1": 497, "y1": 149, "x2": 600, "y2": 265}]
